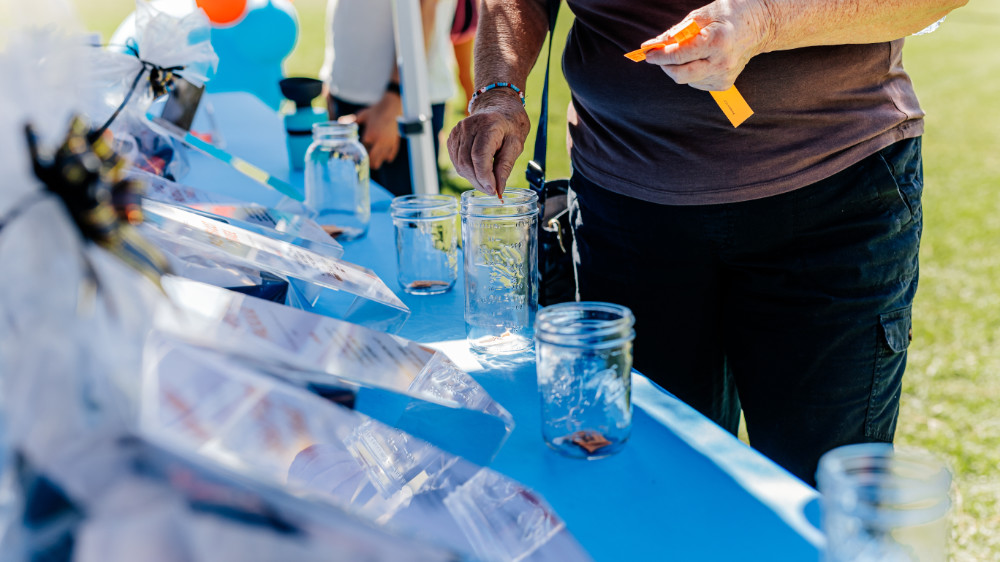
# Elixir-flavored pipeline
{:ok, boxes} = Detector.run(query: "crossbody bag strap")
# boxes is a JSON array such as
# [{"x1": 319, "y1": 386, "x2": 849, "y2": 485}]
[{"x1": 525, "y1": 0, "x2": 561, "y2": 196}]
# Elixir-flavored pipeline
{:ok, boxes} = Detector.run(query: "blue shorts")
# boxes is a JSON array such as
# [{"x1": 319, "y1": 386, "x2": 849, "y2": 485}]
[{"x1": 569, "y1": 137, "x2": 923, "y2": 485}]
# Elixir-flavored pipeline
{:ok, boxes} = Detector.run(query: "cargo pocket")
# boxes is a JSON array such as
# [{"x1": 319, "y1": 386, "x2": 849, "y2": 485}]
[
  {"x1": 876, "y1": 137, "x2": 923, "y2": 227},
  {"x1": 866, "y1": 306, "x2": 911, "y2": 441}
]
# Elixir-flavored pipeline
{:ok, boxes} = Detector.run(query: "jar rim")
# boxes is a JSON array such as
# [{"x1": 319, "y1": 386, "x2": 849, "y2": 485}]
[
  {"x1": 312, "y1": 120, "x2": 358, "y2": 134},
  {"x1": 390, "y1": 194, "x2": 458, "y2": 215},
  {"x1": 535, "y1": 301, "x2": 635, "y2": 347},
  {"x1": 817, "y1": 444, "x2": 952, "y2": 511},
  {"x1": 460, "y1": 187, "x2": 539, "y2": 217}
]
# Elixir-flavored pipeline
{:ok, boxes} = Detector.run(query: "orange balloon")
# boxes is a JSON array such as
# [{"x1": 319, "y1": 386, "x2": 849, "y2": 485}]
[{"x1": 196, "y1": 0, "x2": 248, "y2": 26}]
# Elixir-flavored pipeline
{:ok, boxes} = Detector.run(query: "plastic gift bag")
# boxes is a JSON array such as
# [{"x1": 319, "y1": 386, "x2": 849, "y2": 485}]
[
  {"x1": 141, "y1": 335, "x2": 590, "y2": 561},
  {"x1": 133, "y1": 167, "x2": 314, "y2": 218},
  {"x1": 73, "y1": 436, "x2": 460, "y2": 562},
  {"x1": 134, "y1": 169, "x2": 332, "y2": 250},
  {"x1": 140, "y1": 198, "x2": 410, "y2": 333},
  {"x1": 86, "y1": 0, "x2": 219, "y2": 180},
  {"x1": 155, "y1": 276, "x2": 514, "y2": 464},
  {"x1": 0, "y1": 139, "x2": 170, "y2": 560}
]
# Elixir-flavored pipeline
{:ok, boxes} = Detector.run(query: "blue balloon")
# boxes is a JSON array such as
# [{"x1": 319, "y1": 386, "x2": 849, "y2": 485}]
[{"x1": 205, "y1": 0, "x2": 299, "y2": 110}]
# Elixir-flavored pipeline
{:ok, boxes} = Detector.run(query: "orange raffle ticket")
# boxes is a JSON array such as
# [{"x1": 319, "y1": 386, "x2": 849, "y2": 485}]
[{"x1": 625, "y1": 20, "x2": 754, "y2": 128}]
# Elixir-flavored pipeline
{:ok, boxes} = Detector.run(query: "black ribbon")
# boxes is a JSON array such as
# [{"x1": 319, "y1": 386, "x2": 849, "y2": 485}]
[
  {"x1": 23, "y1": 116, "x2": 171, "y2": 284},
  {"x1": 93, "y1": 41, "x2": 186, "y2": 137}
]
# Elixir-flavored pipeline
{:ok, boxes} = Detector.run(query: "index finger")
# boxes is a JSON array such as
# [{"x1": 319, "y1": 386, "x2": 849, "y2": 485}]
[
  {"x1": 470, "y1": 129, "x2": 506, "y2": 196},
  {"x1": 448, "y1": 124, "x2": 492, "y2": 194},
  {"x1": 643, "y1": 39, "x2": 707, "y2": 67}
]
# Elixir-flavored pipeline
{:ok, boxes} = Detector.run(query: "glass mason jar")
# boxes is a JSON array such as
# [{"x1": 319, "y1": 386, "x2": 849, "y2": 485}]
[
  {"x1": 460, "y1": 188, "x2": 539, "y2": 354},
  {"x1": 535, "y1": 302, "x2": 635, "y2": 459},
  {"x1": 304, "y1": 121, "x2": 371, "y2": 240},
  {"x1": 817, "y1": 444, "x2": 952, "y2": 562},
  {"x1": 390, "y1": 194, "x2": 459, "y2": 295}
]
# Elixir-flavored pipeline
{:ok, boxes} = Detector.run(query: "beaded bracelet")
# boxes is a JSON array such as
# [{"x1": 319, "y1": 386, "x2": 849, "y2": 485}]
[{"x1": 467, "y1": 82, "x2": 525, "y2": 114}]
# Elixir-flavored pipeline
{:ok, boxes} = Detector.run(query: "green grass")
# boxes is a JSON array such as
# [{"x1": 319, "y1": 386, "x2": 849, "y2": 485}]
[
  {"x1": 899, "y1": 3, "x2": 1000, "y2": 557},
  {"x1": 72, "y1": 1, "x2": 1000, "y2": 558}
]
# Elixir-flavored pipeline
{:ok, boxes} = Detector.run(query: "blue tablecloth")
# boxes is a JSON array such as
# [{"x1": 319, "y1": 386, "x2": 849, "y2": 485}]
[{"x1": 182, "y1": 92, "x2": 824, "y2": 561}]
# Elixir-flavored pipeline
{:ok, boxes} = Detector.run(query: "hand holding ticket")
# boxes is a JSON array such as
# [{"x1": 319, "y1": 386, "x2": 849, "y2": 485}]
[
  {"x1": 625, "y1": 20, "x2": 754, "y2": 128},
  {"x1": 624, "y1": 20, "x2": 702, "y2": 62}
]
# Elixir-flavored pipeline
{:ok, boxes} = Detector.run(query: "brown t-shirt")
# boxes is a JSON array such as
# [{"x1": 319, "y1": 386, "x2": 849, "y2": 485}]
[{"x1": 562, "y1": 0, "x2": 924, "y2": 205}]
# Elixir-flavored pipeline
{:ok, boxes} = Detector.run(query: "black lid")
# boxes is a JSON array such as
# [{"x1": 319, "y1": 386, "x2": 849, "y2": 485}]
[{"x1": 279, "y1": 77, "x2": 323, "y2": 108}]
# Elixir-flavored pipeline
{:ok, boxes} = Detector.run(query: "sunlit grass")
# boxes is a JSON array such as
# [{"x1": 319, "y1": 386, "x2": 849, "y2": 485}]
[{"x1": 898, "y1": 3, "x2": 1000, "y2": 558}]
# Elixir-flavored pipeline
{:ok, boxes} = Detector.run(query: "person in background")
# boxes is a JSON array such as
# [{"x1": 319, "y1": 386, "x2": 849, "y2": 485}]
[
  {"x1": 321, "y1": 0, "x2": 457, "y2": 196},
  {"x1": 450, "y1": 0, "x2": 478, "y2": 108},
  {"x1": 448, "y1": 0, "x2": 967, "y2": 485}
]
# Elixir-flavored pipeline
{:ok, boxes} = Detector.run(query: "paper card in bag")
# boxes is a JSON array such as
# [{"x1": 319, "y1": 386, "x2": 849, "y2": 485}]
[
  {"x1": 140, "y1": 337, "x2": 588, "y2": 561},
  {"x1": 140, "y1": 200, "x2": 409, "y2": 332},
  {"x1": 155, "y1": 277, "x2": 514, "y2": 464}
]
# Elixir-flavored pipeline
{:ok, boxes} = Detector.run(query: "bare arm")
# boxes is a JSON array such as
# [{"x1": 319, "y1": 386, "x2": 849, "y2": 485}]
[
  {"x1": 473, "y1": 0, "x2": 549, "y2": 100},
  {"x1": 420, "y1": 0, "x2": 439, "y2": 52},
  {"x1": 643, "y1": 0, "x2": 968, "y2": 92},
  {"x1": 761, "y1": 0, "x2": 968, "y2": 50},
  {"x1": 447, "y1": 0, "x2": 550, "y2": 196}
]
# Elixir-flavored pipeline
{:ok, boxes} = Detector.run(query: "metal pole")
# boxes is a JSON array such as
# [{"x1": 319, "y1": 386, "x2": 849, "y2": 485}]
[{"x1": 391, "y1": 0, "x2": 440, "y2": 195}]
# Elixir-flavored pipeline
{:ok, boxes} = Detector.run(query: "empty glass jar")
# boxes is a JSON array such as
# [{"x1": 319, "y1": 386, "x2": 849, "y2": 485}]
[
  {"x1": 535, "y1": 302, "x2": 635, "y2": 459},
  {"x1": 390, "y1": 194, "x2": 459, "y2": 295},
  {"x1": 304, "y1": 121, "x2": 370, "y2": 240},
  {"x1": 460, "y1": 188, "x2": 539, "y2": 354},
  {"x1": 817, "y1": 443, "x2": 952, "y2": 562}
]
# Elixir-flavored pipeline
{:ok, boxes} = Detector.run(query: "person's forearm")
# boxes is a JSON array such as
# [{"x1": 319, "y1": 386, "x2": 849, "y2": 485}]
[
  {"x1": 386, "y1": 0, "x2": 438, "y2": 87},
  {"x1": 420, "y1": 0, "x2": 438, "y2": 52},
  {"x1": 474, "y1": 0, "x2": 550, "y2": 95},
  {"x1": 759, "y1": 0, "x2": 968, "y2": 52}
]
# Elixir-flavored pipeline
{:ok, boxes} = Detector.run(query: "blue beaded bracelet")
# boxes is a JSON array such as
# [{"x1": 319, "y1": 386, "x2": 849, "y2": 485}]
[{"x1": 467, "y1": 82, "x2": 526, "y2": 114}]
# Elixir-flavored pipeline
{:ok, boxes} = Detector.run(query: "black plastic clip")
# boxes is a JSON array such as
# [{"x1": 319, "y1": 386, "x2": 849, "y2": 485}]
[{"x1": 397, "y1": 114, "x2": 429, "y2": 137}]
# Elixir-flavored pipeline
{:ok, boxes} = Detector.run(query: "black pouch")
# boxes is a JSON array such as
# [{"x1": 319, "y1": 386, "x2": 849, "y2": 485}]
[{"x1": 528, "y1": 164, "x2": 574, "y2": 306}]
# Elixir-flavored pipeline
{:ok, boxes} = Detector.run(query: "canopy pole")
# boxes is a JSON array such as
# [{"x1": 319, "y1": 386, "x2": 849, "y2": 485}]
[{"x1": 391, "y1": 0, "x2": 440, "y2": 195}]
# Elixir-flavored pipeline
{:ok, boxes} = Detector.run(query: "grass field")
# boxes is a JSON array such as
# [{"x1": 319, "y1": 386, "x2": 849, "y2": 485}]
[{"x1": 71, "y1": 1, "x2": 1000, "y2": 558}]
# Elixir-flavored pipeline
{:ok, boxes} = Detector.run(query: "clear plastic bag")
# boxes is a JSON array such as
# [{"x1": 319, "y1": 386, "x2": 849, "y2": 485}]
[
  {"x1": 154, "y1": 276, "x2": 514, "y2": 464},
  {"x1": 139, "y1": 200, "x2": 410, "y2": 332},
  {"x1": 913, "y1": 17, "x2": 946, "y2": 36},
  {"x1": 141, "y1": 335, "x2": 587, "y2": 561},
  {"x1": 86, "y1": 0, "x2": 218, "y2": 180}
]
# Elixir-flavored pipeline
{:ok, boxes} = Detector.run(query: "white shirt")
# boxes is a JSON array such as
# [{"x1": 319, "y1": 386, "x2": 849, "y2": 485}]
[{"x1": 320, "y1": 0, "x2": 457, "y2": 106}]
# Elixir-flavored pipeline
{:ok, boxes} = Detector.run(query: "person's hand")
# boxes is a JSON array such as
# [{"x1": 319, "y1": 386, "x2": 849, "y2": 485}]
[
  {"x1": 642, "y1": 0, "x2": 773, "y2": 91},
  {"x1": 353, "y1": 92, "x2": 403, "y2": 169},
  {"x1": 447, "y1": 93, "x2": 530, "y2": 197}
]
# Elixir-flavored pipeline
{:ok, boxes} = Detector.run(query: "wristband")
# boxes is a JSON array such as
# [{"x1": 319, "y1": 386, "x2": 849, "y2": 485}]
[
  {"x1": 467, "y1": 82, "x2": 525, "y2": 114},
  {"x1": 386, "y1": 81, "x2": 401, "y2": 95}
]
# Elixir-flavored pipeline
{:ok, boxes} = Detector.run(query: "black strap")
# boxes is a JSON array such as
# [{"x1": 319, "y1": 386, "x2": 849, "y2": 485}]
[{"x1": 525, "y1": 0, "x2": 561, "y2": 193}]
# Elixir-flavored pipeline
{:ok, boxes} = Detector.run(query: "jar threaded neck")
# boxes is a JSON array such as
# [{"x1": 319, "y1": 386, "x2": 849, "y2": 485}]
[{"x1": 312, "y1": 121, "x2": 359, "y2": 141}]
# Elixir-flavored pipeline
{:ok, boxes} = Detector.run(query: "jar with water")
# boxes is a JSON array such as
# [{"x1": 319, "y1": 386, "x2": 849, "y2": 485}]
[
  {"x1": 390, "y1": 194, "x2": 458, "y2": 295},
  {"x1": 304, "y1": 121, "x2": 370, "y2": 240},
  {"x1": 535, "y1": 302, "x2": 635, "y2": 459},
  {"x1": 460, "y1": 188, "x2": 538, "y2": 354},
  {"x1": 817, "y1": 443, "x2": 952, "y2": 562}
]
